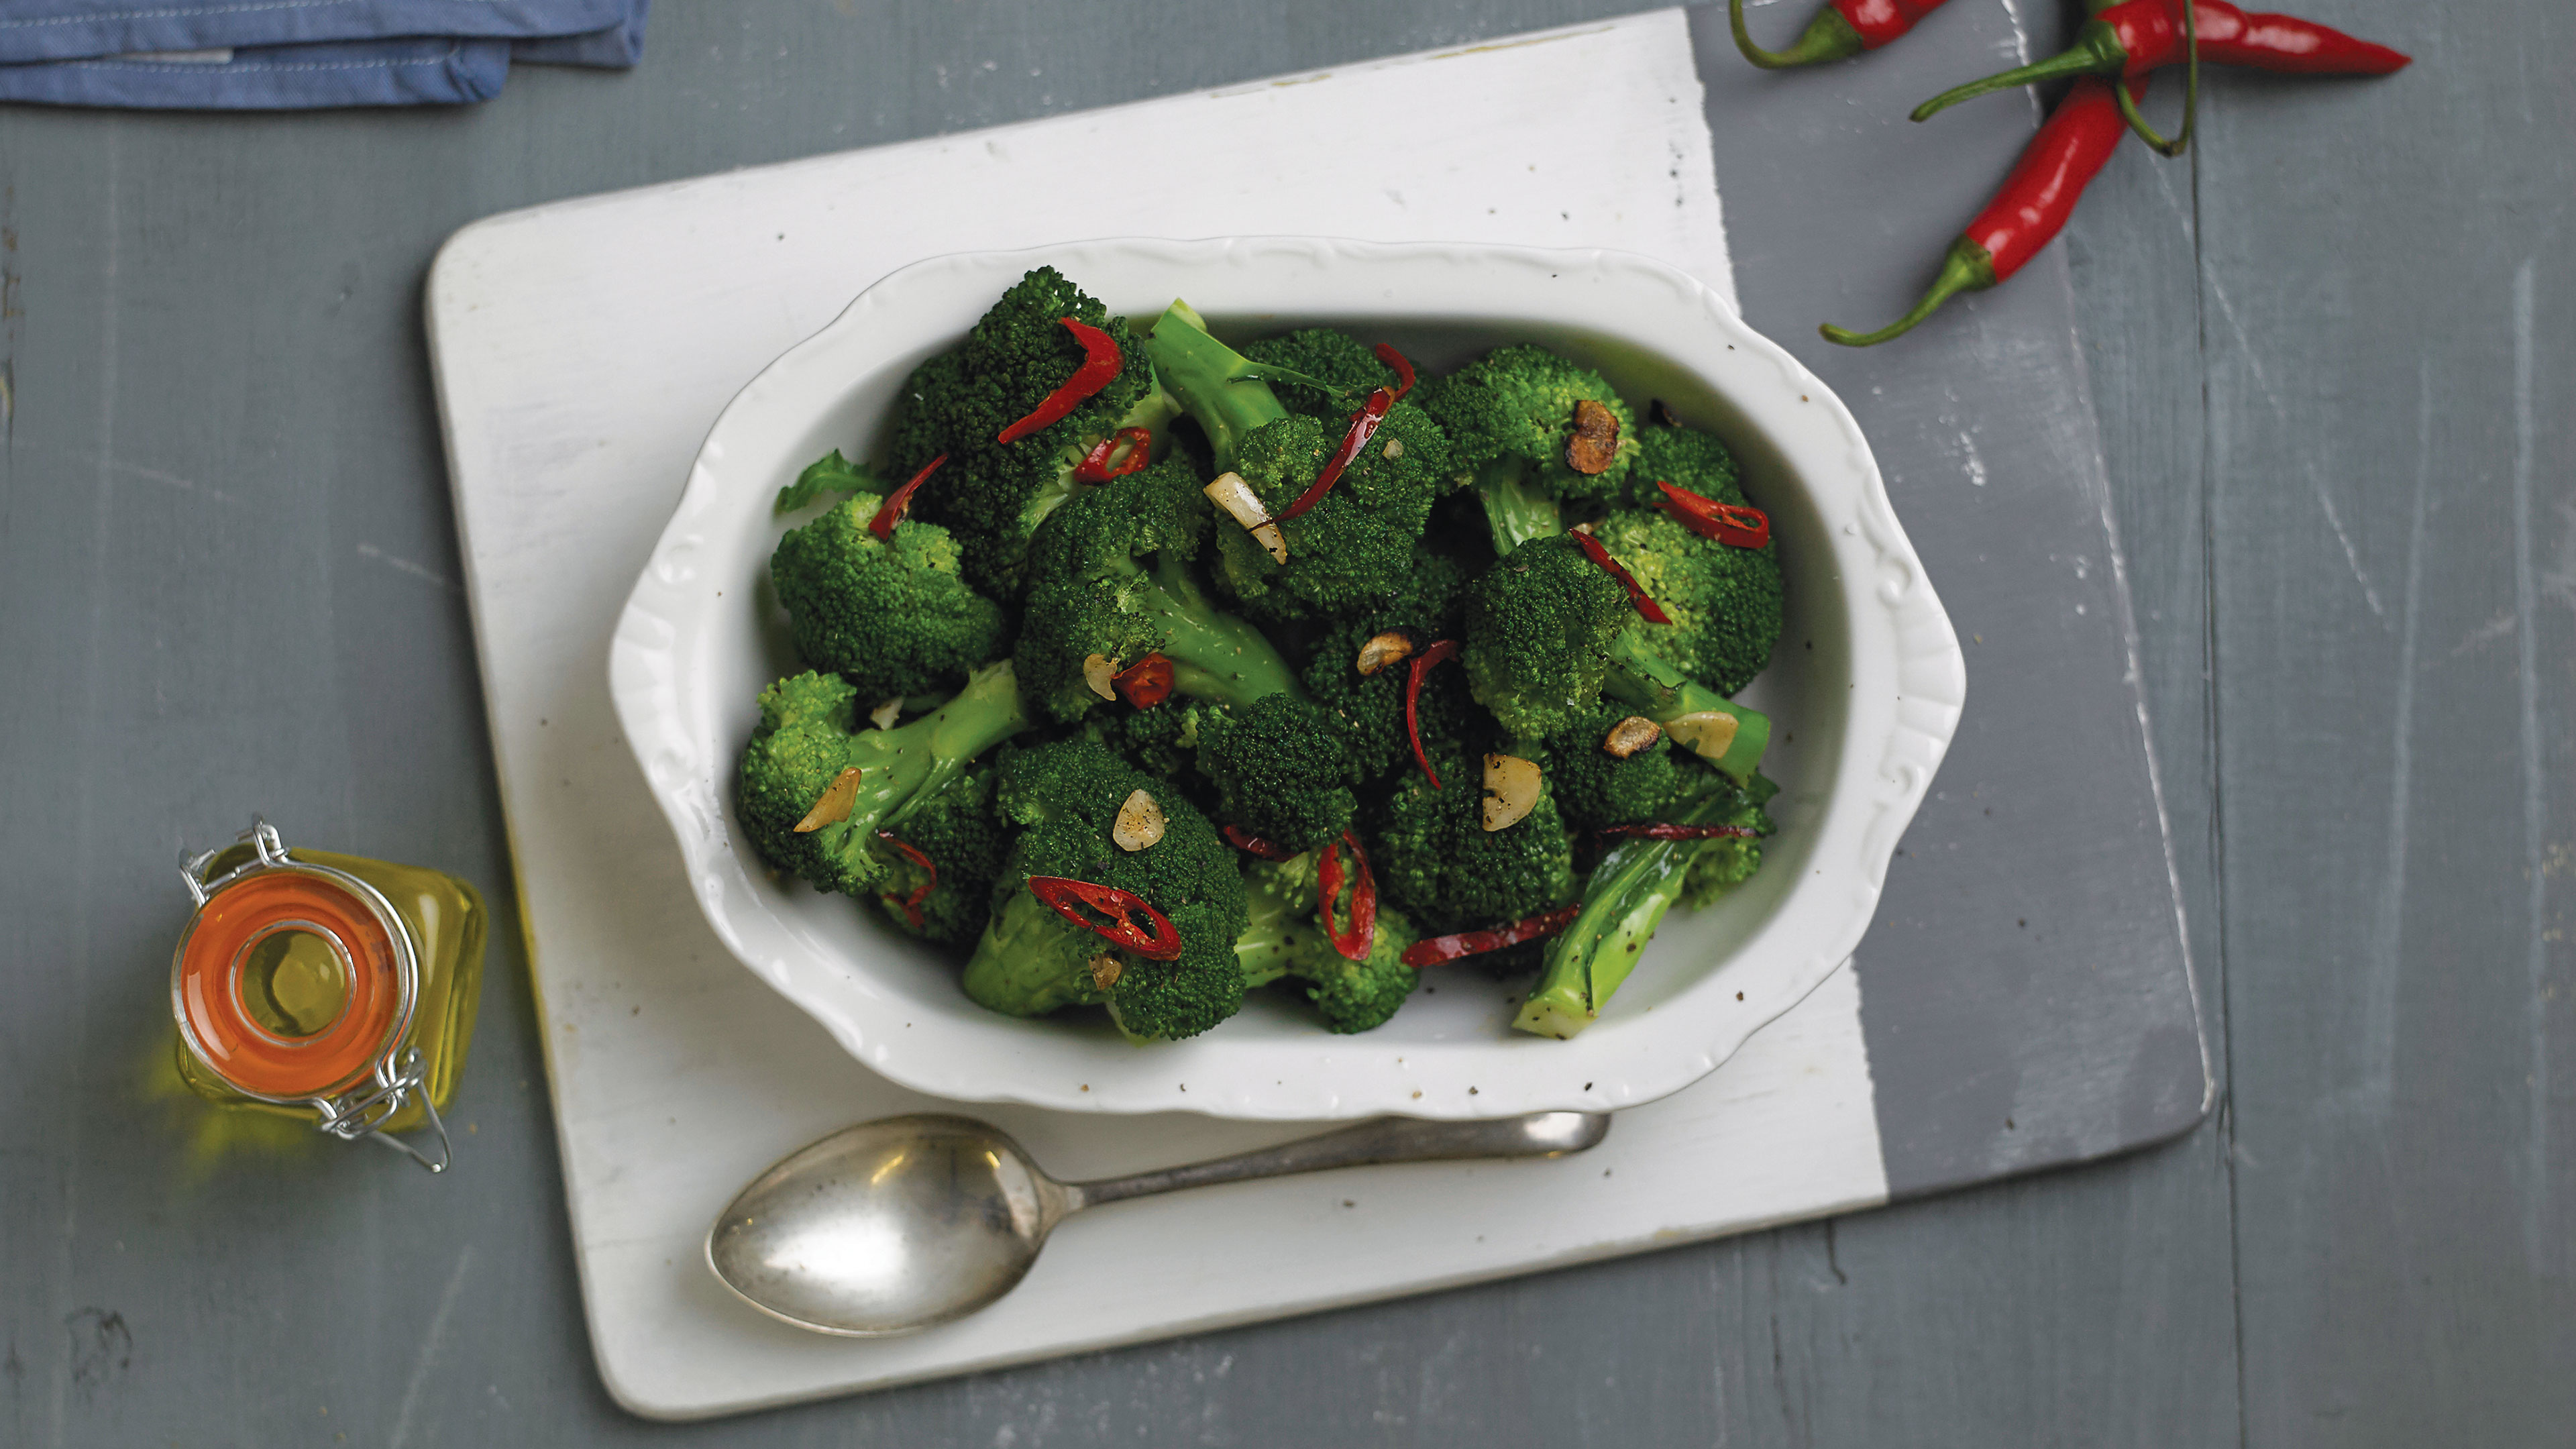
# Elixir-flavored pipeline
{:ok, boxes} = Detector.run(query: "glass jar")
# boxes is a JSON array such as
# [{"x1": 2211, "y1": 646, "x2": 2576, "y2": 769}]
[{"x1": 171, "y1": 817, "x2": 486, "y2": 1172}]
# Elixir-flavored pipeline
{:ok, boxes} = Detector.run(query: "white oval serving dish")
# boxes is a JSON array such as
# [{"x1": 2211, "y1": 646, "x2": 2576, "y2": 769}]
[{"x1": 608, "y1": 235, "x2": 1963, "y2": 1122}]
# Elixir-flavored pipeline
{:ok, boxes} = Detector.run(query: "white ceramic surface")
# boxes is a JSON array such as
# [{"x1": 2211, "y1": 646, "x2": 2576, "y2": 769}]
[{"x1": 608, "y1": 235, "x2": 1963, "y2": 1123}]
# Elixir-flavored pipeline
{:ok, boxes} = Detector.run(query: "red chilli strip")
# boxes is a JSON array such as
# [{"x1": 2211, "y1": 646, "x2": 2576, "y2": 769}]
[
  {"x1": 1405, "y1": 639, "x2": 1461, "y2": 790},
  {"x1": 1223, "y1": 825, "x2": 1295, "y2": 861},
  {"x1": 1373, "y1": 343, "x2": 1417, "y2": 401},
  {"x1": 995, "y1": 317, "x2": 1124, "y2": 445},
  {"x1": 1654, "y1": 480, "x2": 1771, "y2": 549},
  {"x1": 875, "y1": 831, "x2": 938, "y2": 929},
  {"x1": 1399, "y1": 904, "x2": 1582, "y2": 969},
  {"x1": 1278, "y1": 386, "x2": 1395, "y2": 522},
  {"x1": 1316, "y1": 829, "x2": 1378, "y2": 961},
  {"x1": 1112, "y1": 652, "x2": 1175, "y2": 710},
  {"x1": 1026, "y1": 876, "x2": 1185, "y2": 961},
  {"x1": 1569, "y1": 529, "x2": 1673, "y2": 625},
  {"x1": 1072, "y1": 427, "x2": 1154, "y2": 483},
  {"x1": 869, "y1": 453, "x2": 947, "y2": 541},
  {"x1": 1598, "y1": 823, "x2": 1764, "y2": 840}
]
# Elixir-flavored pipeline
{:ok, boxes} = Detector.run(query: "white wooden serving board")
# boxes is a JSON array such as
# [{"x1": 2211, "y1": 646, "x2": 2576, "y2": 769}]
[{"x1": 427, "y1": 11, "x2": 1886, "y2": 1421}]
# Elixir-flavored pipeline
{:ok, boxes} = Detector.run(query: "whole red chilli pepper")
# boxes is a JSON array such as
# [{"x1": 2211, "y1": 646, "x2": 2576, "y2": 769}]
[
  {"x1": 1728, "y1": 0, "x2": 1949, "y2": 68},
  {"x1": 1914, "y1": 0, "x2": 2406, "y2": 123},
  {"x1": 1821, "y1": 74, "x2": 2143, "y2": 347}
]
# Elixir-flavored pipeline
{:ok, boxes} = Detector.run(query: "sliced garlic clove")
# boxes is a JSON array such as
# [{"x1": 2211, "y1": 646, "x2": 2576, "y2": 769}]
[
  {"x1": 1381, "y1": 437, "x2": 1405, "y2": 460},
  {"x1": 1082, "y1": 653, "x2": 1118, "y2": 700},
  {"x1": 869, "y1": 697, "x2": 903, "y2": 731},
  {"x1": 1089, "y1": 953, "x2": 1124, "y2": 991},
  {"x1": 1603, "y1": 715, "x2": 1662, "y2": 759},
  {"x1": 792, "y1": 767, "x2": 865, "y2": 833},
  {"x1": 1664, "y1": 710, "x2": 1741, "y2": 762},
  {"x1": 1354, "y1": 631, "x2": 1414, "y2": 677},
  {"x1": 1112, "y1": 789, "x2": 1167, "y2": 851},
  {"x1": 1481, "y1": 753, "x2": 1542, "y2": 832},
  {"x1": 1205, "y1": 472, "x2": 1289, "y2": 564}
]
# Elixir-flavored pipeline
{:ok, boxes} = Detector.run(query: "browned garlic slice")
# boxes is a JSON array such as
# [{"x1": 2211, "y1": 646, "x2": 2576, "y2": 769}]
[
  {"x1": 1664, "y1": 710, "x2": 1741, "y2": 762},
  {"x1": 1112, "y1": 789, "x2": 1167, "y2": 851},
  {"x1": 1354, "y1": 631, "x2": 1414, "y2": 677},
  {"x1": 1082, "y1": 653, "x2": 1118, "y2": 700},
  {"x1": 1603, "y1": 715, "x2": 1662, "y2": 759},
  {"x1": 1566, "y1": 398, "x2": 1621, "y2": 475},
  {"x1": 1089, "y1": 954, "x2": 1124, "y2": 991},
  {"x1": 1203, "y1": 472, "x2": 1288, "y2": 564},
  {"x1": 1481, "y1": 754, "x2": 1542, "y2": 831},
  {"x1": 792, "y1": 767, "x2": 865, "y2": 833}
]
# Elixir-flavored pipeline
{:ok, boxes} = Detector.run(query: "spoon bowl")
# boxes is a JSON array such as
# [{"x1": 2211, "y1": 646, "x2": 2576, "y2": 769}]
[{"x1": 710, "y1": 1110, "x2": 1610, "y2": 1336}]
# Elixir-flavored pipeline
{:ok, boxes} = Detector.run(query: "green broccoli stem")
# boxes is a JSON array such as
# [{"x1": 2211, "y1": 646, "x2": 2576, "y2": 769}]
[
  {"x1": 1142, "y1": 301, "x2": 1297, "y2": 474},
  {"x1": 1472, "y1": 458, "x2": 1564, "y2": 553},
  {"x1": 1131, "y1": 555, "x2": 1307, "y2": 708},
  {"x1": 1600, "y1": 629, "x2": 1770, "y2": 784},
  {"x1": 961, "y1": 888, "x2": 1102, "y2": 1016},
  {"x1": 856, "y1": 660, "x2": 1034, "y2": 831},
  {"x1": 1233, "y1": 851, "x2": 1318, "y2": 989},
  {"x1": 1512, "y1": 791, "x2": 1735, "y2": 1039}
]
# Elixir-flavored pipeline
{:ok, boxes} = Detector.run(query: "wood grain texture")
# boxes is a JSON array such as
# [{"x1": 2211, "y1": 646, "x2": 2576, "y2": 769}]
[
  {"x1": 1, "y1": 0, "x2": 2556, "y2": 1442},
  {"x1": 2194, "y1": 1, "x2": 2576, "y2": 1441}
]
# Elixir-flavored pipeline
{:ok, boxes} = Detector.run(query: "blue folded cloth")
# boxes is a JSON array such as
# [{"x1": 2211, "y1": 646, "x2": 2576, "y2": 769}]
[{"x1": 0, "y1": 0, "x2": 645, "y2": 108}]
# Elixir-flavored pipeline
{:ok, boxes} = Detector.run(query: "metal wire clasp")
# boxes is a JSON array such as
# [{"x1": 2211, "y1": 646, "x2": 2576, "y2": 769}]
[{"x1": 315, "y1": 1047, "x2": 453, "y2": 1173}]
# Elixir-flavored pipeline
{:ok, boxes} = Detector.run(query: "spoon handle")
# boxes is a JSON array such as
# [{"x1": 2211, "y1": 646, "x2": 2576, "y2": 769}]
[{"x1": 1065, "y1": 1111, "x2": 1610, "y2": 1210}]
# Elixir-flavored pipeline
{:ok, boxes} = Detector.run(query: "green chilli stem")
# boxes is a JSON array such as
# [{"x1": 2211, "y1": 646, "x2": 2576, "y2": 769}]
[
  {"x1": 1819, "y1": 237, "x2": 1997, "y2": 347},
  {"x1": 1910, "y1": 28, "x2": 2121, "y2": 122},
  {"x1": 2118, "y1": 3, "x2": 2198, "y2": 156},
  {"x1": 1728, "y1": 0, "x2": 1868, "y2": 68}
]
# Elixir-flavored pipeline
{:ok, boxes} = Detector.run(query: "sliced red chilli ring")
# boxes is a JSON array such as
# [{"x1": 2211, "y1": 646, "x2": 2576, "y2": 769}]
[
  {"x1": 1373, "y1": 343, "x2": 1416, "y2": 401},
  {"x1": 1278, "y1": 385, "x2": 1395, "y2": 521},
  {"x1": 875, "y1": 831, "x2": 938, "y2": 929},
  {"x1": 1405, "y1": 638, "x2": 1461, "y2": 790},
  {"x1": 996, "y1": 317, "x2": 1123, "y2": 445},
  {"x1": 1223, "y1": 825, "x2": 1294, "y2": 861},
  {"x1": 1025, "y1": 875, "x2": 1184, "y2": 961},
  {"x1": 1317, "y1": 829, "x2": 1377, "y2": 961},
  {"x1": 1112, "y1": 651, "x2": 1175, "y2": 710},
  {"x1": 1569, "y1": 529, "x2": 1672, "y2": 624},
  {"x1": 1598, "y1": 823, "x2": 1763, "y2": 840},
  {"x1": 1072, "y1": 426, "x2": 1153, "y2": 483},
  {"x1": 869, "y1": 453, "x2": 947, "y2": 541},
  {"x1": 1399, "y1": 904, "x2": 1582, "y2": 968},
  {"x1": 1654, "y1": 480, "x2": 1770, "y2": 549}
]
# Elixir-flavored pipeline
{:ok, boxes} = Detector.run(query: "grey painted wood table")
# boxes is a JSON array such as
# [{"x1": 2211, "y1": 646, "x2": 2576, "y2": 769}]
[{"x1": 2, "y1": 1, "x2": 2568, "y2": 1445}]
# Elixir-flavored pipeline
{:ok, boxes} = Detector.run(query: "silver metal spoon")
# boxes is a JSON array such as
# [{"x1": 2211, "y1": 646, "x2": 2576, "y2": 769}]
[{"x1": 708, "y1": 1110, "x2": 1611, "y2": 1336}]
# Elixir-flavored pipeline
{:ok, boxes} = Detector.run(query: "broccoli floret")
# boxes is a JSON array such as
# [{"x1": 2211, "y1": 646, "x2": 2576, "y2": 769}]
[
  {"x1": 1012, "y1": 455, "x2": 1355, "y2": 849},
  {"x1": 1422, "y1": 345, "x2": 1640, "y2": 551},
  {"x1": 960, "y1": 737, "x2": 1250, "y2": 1040},
  {"x1": 1513, "y1": 775, "x2": 1776, "y2": 1040},
  {"x1": 1543, "y1": 698, "x2": 1732, "y2": 830},
  {"x1": 1234, "y1": 852, "x2": 1420, "y2": 1032},
  {"x1": 1460, "y1": 534, "x2": 1628, "y2": 741},
  {"x1": 769, "y1": 478, "x2": 1008, "y2": 702},
  {"x1": 1205, "y1": 405, "x2": 1451, "y2": 623},
  {"x1": 1147, "y1": 305, "x2": 1449, "y2": 623},
  {"x1": 1588, "y1": 506, "x2": 1783, "y2": 697},
  {"x1": 1628, "y1": 418, "x2": 1745, "y2": 511},
  {"x1": 735, "y1": 663, "x2": 1032, "y2": 900},
  {"x1": 870, "y1": 755, "x2": 1012, "y2": 947},
  {"x1": 1464, "y1": 535, "x2": 1772, "y2": 782},
  {"x1": 1371, "y1": 737, "x2": 1576, "y2": 934},
  {"x1": 1239, "y1": 327, "x2": 1421, "y2": 418},
  {"x1": 1299, "y1": 549, "x2": 1475, "y2": 782},
  {"x1": 1192, "y1": 694, "x2": 1356, "y2": 848},
  {"x1": 1013, "y1": 455, "x2": 1293, "y2": 718},
  {"x1": 888, "y1": 267, "x2": 1183, "y2": 596}
]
